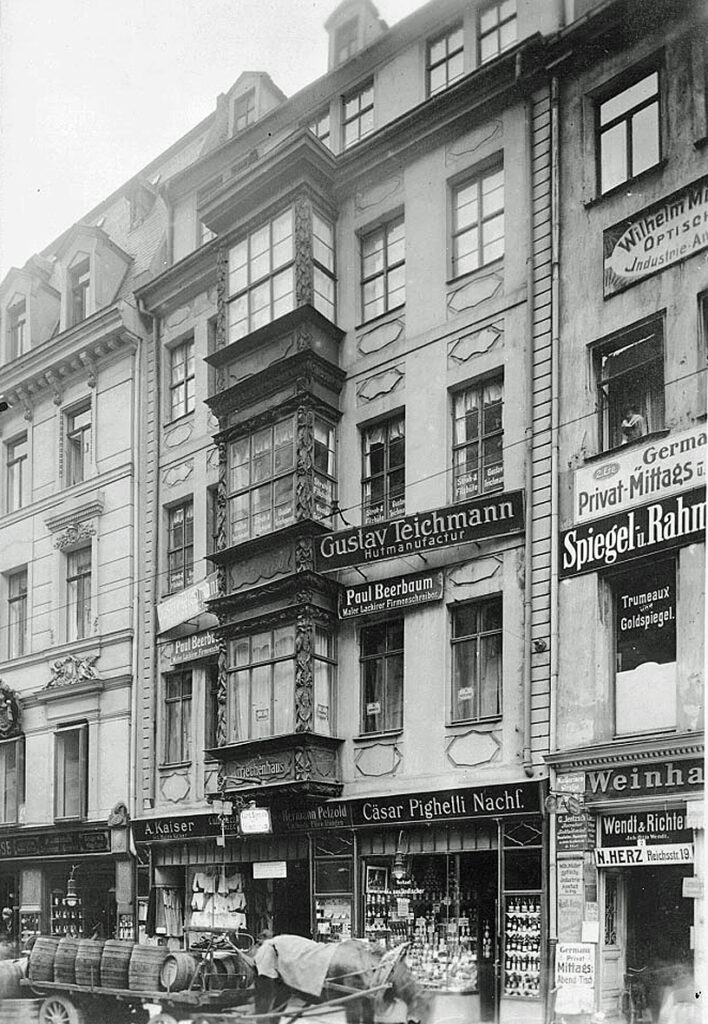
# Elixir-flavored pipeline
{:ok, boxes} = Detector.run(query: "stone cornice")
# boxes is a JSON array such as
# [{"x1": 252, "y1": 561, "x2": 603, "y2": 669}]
[
  {"x1": 210, "y1": 570, "x2": 339, "y2": 621},
  {"x1": 45, "y1": 495, "x2": 105, "y2": 533},
  {"x1": 2, "y1": 306, "x2": 140, "y2": 408},
  {"x1": 208, "y1": 519, "x2": 330, "y2": 569},
  {"x1": 545, "y1": 732, "x2": 704, "y2": 771},
  {"x1": 206, "y1": 303, "x2": 344, "y2": 369},
  {"x1": 134, "y1": 239, "x2": 217, "y2": 316}
]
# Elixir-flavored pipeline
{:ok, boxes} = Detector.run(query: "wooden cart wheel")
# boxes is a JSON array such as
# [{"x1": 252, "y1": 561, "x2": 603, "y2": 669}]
[{"x1": 39, "y1": 994, "x2": 86, "y2": 1024}]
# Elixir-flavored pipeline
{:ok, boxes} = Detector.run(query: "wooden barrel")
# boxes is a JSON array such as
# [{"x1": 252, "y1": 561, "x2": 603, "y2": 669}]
[
  {"x1": 53, "y1": 936, "x2": 80, "y2": 984},
  {"x1": 75, "y1": 938, "x2": 104, "y2": 987},
  {"x1": 159, "y1": 951, "x2": 198, "y2": 992},
  {"x1": 99, "y1": 939, "x2": 134, "y2": 989},
  {"x1": 0, "y1": 959, "x2": 24, "y2": 999},
  {"x1": 206, "y1": 950, "x2": 241, "y2": 990},
  {"x1": 128, "y1": 943, "x2": 169, "y2": 991},
  {"x1": 28, "y1": 936, "x2": 61, "y2": 982}
]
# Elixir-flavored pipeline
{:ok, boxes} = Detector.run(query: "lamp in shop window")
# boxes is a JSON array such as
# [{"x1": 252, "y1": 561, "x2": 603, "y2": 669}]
[
  {"x1": 392, "y1": 831, "x2": 408, "y2": 884},
  {"x1": 63, "y1": 865, "x2": 80, "y2": 908}
]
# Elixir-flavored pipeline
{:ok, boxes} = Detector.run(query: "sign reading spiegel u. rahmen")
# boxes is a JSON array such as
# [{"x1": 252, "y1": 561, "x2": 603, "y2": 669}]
[
  {"x1": 338, "y1": 570, "x2": 444, "y2": 619},
  {"x1": 604, "y1": 174, "x2": 708, "y2": 297},
  {"x1": 316, "y1": 491, "x2": 524, "y2": 571}
]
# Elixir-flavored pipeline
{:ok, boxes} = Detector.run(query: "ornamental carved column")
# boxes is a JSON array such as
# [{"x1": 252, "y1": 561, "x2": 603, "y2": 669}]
[
  {"x1": 294, "y1": 597, "x2": 314, "y2": 733},
  {"x1": 215, "y1": 245, "x2": 228, "y2": 391},
  {"x1": 295, "y1": 404, "x2": 315, "y2": 521},
  {"x1": 293, "y1": 194, "x2": 313, "y2": 308},
  {"x1": 215, "y1": 636, "x2": 228, "y2": 747}
]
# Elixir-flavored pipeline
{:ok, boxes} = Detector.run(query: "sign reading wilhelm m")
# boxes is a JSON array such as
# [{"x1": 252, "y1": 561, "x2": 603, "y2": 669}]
[{"x1": 316, "y1": 491, "x2": 524, "y2": 571}]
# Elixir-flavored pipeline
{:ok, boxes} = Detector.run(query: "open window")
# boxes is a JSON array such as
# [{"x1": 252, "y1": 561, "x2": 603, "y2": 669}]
[{"x1": 594, "y1": 315, "x2": 664, "y2": 451}]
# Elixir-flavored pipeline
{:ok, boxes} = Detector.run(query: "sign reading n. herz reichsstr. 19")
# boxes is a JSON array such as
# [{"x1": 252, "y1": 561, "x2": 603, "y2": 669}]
[{"x1": 316, "y1": 491, "x2": 524, "y2": 571}]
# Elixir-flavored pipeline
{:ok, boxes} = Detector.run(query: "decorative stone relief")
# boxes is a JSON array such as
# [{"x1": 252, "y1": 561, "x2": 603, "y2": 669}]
[
  {"x1": 0, "y1": 681, "x2": 21, "y2": 739},
  {"x1": 46, "y1": 654, "x2": 100, "y2": 689},
  {"x1": 107, "y1": 801, "x2": 129, "y2": 827},
  {"x1": 207, "y1": 412, "x2": 220, "y2": 434},
  {"x1": 356, "y1": 366, "x2": 404, "y2": 405},
  {"x1": 354, "y1": 742, "x2": 402, "y2": 778},
  {"x1": 310, "y1": 746, "x2": 338, "y2": 780},
  {"x1": 449, "y1": 556, "x2": 502, "y2": 587},
  {"x1": 449, "y1": 322, "x2": 504, "y2": 365},
  {"x1": 165, "y1": 305, "x2": 192, "y2": 329},
  {"x1": 164, "y1": 422, "x2": 193, "y2": 448},
  {"x1": 228, "y1": 547, "x2": 294, "y2": 590},
  {"x1": 162, "y1": 460, "x2": 194, "y2": 487},
  {"x1": 53, "y1": 521, "x2": 96, "y2": 550},
  {"x1": 159, "y1": 771, "x2": 191, "y2": 803},
  {"x1": 294, "y1": 538, "x2": 314, "y2": 574},
  {"x1": 357, "y1": 318, "x2": 404, "y2": 356},
  {"x1": 294, "y1": 195, "x2": 313, "y2": 307},
  {"x1": 355, "y1": 175, "x2": 403, "y2": 212},
  {"x1": 294, "y1": 605, "x2": 314, "y2": 732},
  {"x1": 446, "y1": 730, "x2": 500, "y2": 768},
  {"x1": 216, "y1": 635, "x2": 228, "y2": 747},
  {"x1": 446, "y1": 121, "x2": 503, "y2": 164},
  {"x1": 295, "y1": 405, "x2": 315, "y2": 521},
  {"x1": 448, "y1": 272, "x2": 503, "y2": 315}
]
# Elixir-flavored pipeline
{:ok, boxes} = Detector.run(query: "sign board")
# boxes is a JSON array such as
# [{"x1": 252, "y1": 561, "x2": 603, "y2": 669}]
[
  {"x1": 594, "y1": 843, "x2": 693, "y2": 867},
  {"x1": 239, "y1": 806, "x2": 272, "y2": 835},
  {"x1": 0, "y1": 828, "x2": 110, "y2": 859},
  {"x1": 133, "y1": 813, "x2": 240, "y2": 842},
  {"x1": 573, "y1": 427, "x2": 706, "y2": 524},
  {"x1": 555, "y1": 943, "x2": 595, "y2": 1014},
  {"x1": 557, "y1": 813, "x2": 595, "y2": 853},
  {"x1": 338, "y1": 570, "x2": 444, "y2": 619},
  {"x1": 600, "y1": 810, "x2": 692, "y2": 847},
  {"x1": 157, "y1": 573, "x2": 219, "y2": 633},
  {"x1": 557, "y1": 860, "x2": 585, "y2": 942},
  {"x1": 560, "y1": 488, "x2": 705, "y2": 577},
  {"x1": 683, "y1": 877, "x2": 703, "y2": 899},
  {"x1": 585, "y1": 759, "x2": 704, "y2": 800},
  {"x1": 686, "y1": 800, "x2": 704, "y2": 830},
  {"x1": 172, "y1": 629, "x2": 220, "y2": 664},
  {"x1": 604, "y1": 174, "x2": 708, "y2": 297},
  {"x1": 315, "y1": 491, "x2": 524, "y2": 571},
  {"x1": 253, "y1": 861, "x2": 287, "y2": 879}
]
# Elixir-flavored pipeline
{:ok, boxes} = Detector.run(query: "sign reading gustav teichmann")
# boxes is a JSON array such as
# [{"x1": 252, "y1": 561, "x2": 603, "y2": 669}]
[{"x1": 316, "y1": 491, "x2": 524, "y2": 571}]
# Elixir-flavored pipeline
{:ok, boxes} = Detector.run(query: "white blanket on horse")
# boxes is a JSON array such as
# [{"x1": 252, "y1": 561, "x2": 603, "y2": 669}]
[{"x1": 254, "y1": 935, "x2": 338, "y2": 998}]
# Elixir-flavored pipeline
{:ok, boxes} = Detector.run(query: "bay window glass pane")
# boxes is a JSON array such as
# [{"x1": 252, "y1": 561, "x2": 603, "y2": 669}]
[
  {"x1": 228, "y1": 241, "x2": 248, "y2": 294},
  {"x1": 632, "y1": 103, "x2": 660, "y2": 175}
]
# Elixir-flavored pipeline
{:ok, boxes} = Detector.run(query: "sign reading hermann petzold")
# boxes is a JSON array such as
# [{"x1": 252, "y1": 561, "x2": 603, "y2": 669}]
[
  {"x1": 604, "y1": 174, "x2": 708, "y2": 296},
  {"x1": 316, "y1": 490, "x2": 524, "y2": 571}
]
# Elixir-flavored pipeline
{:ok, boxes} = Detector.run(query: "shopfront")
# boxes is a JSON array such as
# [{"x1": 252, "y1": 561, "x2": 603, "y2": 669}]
[{"x1": 135, "y1": 779, "x2": 547, "y2": 1022}]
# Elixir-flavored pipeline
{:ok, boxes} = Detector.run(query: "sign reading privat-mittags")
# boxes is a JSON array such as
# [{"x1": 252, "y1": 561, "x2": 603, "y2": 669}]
[
  {"x1": 316, "y1": 491, "x2": 524, "y2": 571},
  {"x1": 604, "y1": 174, "x2": 708, "y2": 297}
]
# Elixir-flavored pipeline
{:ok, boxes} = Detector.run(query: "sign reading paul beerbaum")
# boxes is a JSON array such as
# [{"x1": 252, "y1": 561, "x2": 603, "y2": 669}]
[{"x1": 316, "y1": 491, "x2": 524, "y2": 572}]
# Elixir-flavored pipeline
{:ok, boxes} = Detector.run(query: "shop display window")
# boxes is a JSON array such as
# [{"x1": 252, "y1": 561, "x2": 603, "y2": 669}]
[{"x1": 314, "y1": 835, "x2": 354, "y2": 944}]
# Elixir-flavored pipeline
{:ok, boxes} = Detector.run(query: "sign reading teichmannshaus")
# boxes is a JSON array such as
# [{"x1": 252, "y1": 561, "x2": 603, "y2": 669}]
[
  {"x1": 338, "y1": 570, "x2": 443, "y2": 619},
  {"x1": 560, "y1": 487, "x2": 705, "y2": 577},
  {"x1": 604, "y1": 174, "x2": 708, "y2": 297},
  {"x1": 573, "y1": 426, "x2": 706, "y2": 524},
  {"x1": 316, "y1": 491, "x2": 524, "y2": 571}
]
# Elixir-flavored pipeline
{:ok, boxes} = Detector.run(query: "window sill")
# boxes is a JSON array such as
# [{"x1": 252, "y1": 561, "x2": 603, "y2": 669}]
[
  {"x1": 353, "y1": 730, "x2": 403, "y2": 743},
  {"x1": 165, "y1": 411, "x2": 195, "y2": 428},
  {"x1": 583, "y1": 428, "x2": 669, "y2": 464},
  {"x1": 446, "y1": 256, "x2": 504, "y2": 289},
  {"x1": 158, "y1": 760, "x2": 192, "y2": 770},
  {"x1": 446, "y1": 716, "x2": 502, "y2": 730},
  {"x1": 584, "y1": 159, "x2": 668, "y2": 208},
  {"x1": 356, "y1": 304, "x2": 405, "y2": 332}
]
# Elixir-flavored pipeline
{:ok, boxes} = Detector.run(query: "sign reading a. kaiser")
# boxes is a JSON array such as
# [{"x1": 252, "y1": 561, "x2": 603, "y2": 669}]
[{"x1": 316, "y1": 491, "x2": 524, "y2": 572}]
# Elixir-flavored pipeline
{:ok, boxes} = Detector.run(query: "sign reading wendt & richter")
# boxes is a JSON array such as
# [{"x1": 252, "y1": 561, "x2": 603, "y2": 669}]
[
  {"x1": 573, "y1": 426, "x2": 706, "y2": 524},
  {"x1": 338, "y1": 569, "x2": 443, "y2": 618},
  {"x1": 316, "y1": 491, "x2": 524, "y2": 571},
  {"x1": 560, "y1": 487, "x2": 705, "y2": 577},
  {"x1": 604, "y1": 174, "x2": 708, "y2": 296}
]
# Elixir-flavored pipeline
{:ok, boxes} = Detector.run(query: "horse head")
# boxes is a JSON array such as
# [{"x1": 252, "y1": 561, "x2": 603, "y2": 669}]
[{"x1": 389, "y1": 956, "x2": 434, "y2": 1024}]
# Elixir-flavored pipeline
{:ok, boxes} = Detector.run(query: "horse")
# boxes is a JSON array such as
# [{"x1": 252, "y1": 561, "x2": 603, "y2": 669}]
[{"x1": 253, "y1": 934, "x2": 432, "y2": 1024}]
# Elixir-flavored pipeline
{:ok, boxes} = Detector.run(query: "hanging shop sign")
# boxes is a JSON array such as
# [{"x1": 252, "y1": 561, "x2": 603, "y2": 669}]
[
  {"x1": 560, "y1": 487, "x2": 705, "y2": 577},
  {"x1": 315, "y1": 491, "x2": 524, "y2": 571},
  {"x1": 600, "y1": 810, "x2": 692, "y2": 847},
  {"x1": 594, "y1": 843, "x2": 693, "y2": 867},
  {"x1": 338, "y1": 569, "x2": 444, "y2": 619},
  {"x1": 132, "y1": 812, "x2": 240, "y2": 842},
  {"x1": 585, "y1": 758, "x2": 704, "y2": 800},
  {"x1": 171, "y1": 629, "x2": 220, "y2": 665},
  {"x1": 157, "y1": 573, "x2": 219, "y2": 633},
  {"x1": 239, "y1": 805, "x2": 272, "y2": 835},
  {"x1": 0, "y1": 828, "x2": 110, "y2": 859},
  {"x1": 604, "y1": 173, "x2": 708, "y2": 297},
  {"x1": 556, "y1": 813, "x2": 596, "y2": 853},
  {"x1": 573, "y1": 426, "x2": 706, "y2": 524}
]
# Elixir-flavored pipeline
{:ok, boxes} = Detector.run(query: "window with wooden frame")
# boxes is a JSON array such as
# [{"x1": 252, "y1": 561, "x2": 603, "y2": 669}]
[
  {"x1": 0, "y1": 737, "x2": 24, "y2": 825},
  {"x1": 478, "y1": 0, "x2": 517, "y2": 64},
  {"x1": 451, "y1": 165, "x2": 504, "y2": 278},
  {"x1": 452, "y1": 377, "x2": 503, "y2": 501},
  {"x1": 68, "y1": 258, "x2": 91, "y2": 326},
  {"x1": 597, "y1": 68, "x2": 661, "y2": 195},
  {"x1": 65, "y1": 401, "x2": 92, "y2": 487},
  {"x1": 7, "y1": 567, "x2": 27, "y2": 659},
  {"x1": 233, "y1": 90, "x2": 256, "y2": 133},
  {"x1": 66, "y1": 546, "x2": 92, "y2": 642},
  {"x1": 361, "y1": 414, "x2": 405, "y2": 524},
  {"x1": 593, "y1": 315, "x2": 664, "y2": 451},
  {"x1": 342, "y1": 81, "x2": 374, "y2": 149},
  {"x1": 360, "y1": 619, "x2": 404, "y2": 735},
  {"x1": 309, "y1": 110, "x2": 332, "y2": 150},
  {"x1": 167, "y1": 500, "x2": 194, "y2": 594},
  {"x1": 7, "y1": 299, "x2": 26, "y2": 361},
  {"x1": 227, "y1": 208, "x2": 295, "y2": 342},
  {"x1": 5, "y1": 434, "x2": 27, "y2": 513},
  {"x1": 451, "y1": 597, "x2": 503, "y2": 722},
  {"x1": 169, "y1": 339, "x2": 195, "y2": 420},
  {"x1": 163, "y1": 670, "x2": 193, "y2": 764},
  {"x1": 360, "y1": 217, "x2": 405, "y2": 322},
  {"x1": 54, "y1": 723, "x2": 88, "y2": 820},
  {"x1": 427, "y1": 25, "x2": 464, "y2": 97}
]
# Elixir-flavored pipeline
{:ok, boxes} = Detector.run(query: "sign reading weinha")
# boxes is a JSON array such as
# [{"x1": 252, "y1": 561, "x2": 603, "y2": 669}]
[
  {"x1": 317, "y1": 491, "x2": 524, "y2": 571},
  {"x1": 338, "y1": 570, "x2": 443, "y2": 618},
  {"x1": 604, "y1": 174, "x2": 708, "y2": 296}
]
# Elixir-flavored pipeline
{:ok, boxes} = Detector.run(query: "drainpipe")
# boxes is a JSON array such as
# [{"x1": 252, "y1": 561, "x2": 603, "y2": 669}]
[
  {"x1": 129, "y1": 340, "x2": 141, "y2": 824},
  {"x1": 548, "y1": 74, "x2": 562, "y2": 955},
  {"x1": 521, "y1": 56, "x2": 534, "y2": 780}
]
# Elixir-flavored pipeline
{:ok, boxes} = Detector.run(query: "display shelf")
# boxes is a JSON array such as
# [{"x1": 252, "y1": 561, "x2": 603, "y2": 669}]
[
  {"x1": 50, "y1": 890, "x2": 84, "y2": 938},
  {"x1": 502, "y1": 893, "x2": 541, "y2": 999}
]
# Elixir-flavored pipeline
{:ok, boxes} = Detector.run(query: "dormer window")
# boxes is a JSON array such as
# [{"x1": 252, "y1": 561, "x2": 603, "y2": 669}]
[
  {"x1": 335, "y1": 17, "x2": 358, "y2": 65},
  {"x1": 69, "y1": 258, "x2": 90, "y2": 326},
  {"x1": 7, "y1": 299, "x2": 26, "y2": 360},
  {"x1": 234, "y1": 90, "x2": 256, "y2": 133}
]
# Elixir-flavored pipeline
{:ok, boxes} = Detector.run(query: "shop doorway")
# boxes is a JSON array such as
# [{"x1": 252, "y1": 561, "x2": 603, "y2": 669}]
[{"x1": 272, "y1": 860, "x2": 310, "y2": 937}]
